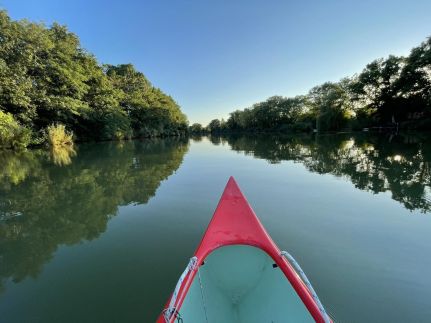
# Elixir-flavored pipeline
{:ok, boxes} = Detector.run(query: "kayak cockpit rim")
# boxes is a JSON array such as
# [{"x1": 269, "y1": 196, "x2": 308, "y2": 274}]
[{"x1": 162, "y1": 242, "x2": 330, "y2": 323}]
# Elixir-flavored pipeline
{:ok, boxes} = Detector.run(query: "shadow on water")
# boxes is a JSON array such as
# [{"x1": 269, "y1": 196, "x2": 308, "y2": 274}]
[
  {"x1": 0, "y1": 138, "x2": 189, "y2": 294},
  {"x1": 211, "y1": 132, "x2": 431, "y2": 213}
]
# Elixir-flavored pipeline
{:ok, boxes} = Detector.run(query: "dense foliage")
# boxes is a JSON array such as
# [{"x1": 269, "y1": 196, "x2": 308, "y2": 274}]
[
  {"x1": 0, "y1": 10, "x2": 188, "y2": 148},
  {"x1": 206, "y1": 36, "x2": 431, "y2": 133},
  {"x1": 0, "y1": 110, "x2": 31, "y2": 149},
  {"x1": 47, "y1": 123, "x2": 73, "y2": 147},
  {"x1": 188, "y1": 122, "x2": 207, "y2": 134}
]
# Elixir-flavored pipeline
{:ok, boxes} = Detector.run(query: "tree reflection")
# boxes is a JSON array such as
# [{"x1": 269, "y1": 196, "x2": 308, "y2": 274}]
[
  {"x1": 225, "y1": 133, "x2": 431, "y2": 213},
  {"x1": 49, "y1": 144, "x2": 77, "y2": 166},
  {"x1": 0, "y1": 138, "x2": 188, "y2": 292}
]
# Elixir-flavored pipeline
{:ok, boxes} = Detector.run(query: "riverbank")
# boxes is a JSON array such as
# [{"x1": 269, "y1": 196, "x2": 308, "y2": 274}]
[{"x1": 0, "y1": 10, "x2": 188, "y2": 150}]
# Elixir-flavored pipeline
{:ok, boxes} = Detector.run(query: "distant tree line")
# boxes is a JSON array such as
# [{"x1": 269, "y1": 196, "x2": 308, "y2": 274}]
[
  {"x1": 0, "y1": 11, "x2": 188, "y2": 149},
  {"x1": 191, "y1": 36, "x2": 431, "y2": 134}
]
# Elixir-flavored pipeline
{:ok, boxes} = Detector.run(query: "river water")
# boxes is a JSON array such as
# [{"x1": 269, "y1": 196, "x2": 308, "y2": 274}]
[{"x1": 1, "y1": 133, "x2": 430, "y2": 322}]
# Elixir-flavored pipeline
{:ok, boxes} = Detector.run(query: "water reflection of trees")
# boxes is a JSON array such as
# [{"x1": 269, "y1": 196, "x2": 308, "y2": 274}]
[
  {"x1": 224, "y1": 133, "x2": 431, "y2": 213},
  {"x1": 0, "y1": 138, "x2": 188, "y2": 292},
  {"x1": 49, "y1": 144, "x2": 77, "y2": 166}
]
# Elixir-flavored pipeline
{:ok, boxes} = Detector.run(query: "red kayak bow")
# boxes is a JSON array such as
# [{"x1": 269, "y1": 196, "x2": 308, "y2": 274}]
[{"x1": 157, "y1": 176, "x2": 330, "y2": 323}]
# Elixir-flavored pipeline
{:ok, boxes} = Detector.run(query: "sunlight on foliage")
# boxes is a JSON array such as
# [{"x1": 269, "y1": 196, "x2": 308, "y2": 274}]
[
  {"x1": 47, "y1": 124, "x2": 74, "y2": 147},
  {"x1": 0, "y1": 110, "x2": 32, "y2": 150},
  {"x1": 0, "y1": 10, "x2": 188, "y2": 144}
]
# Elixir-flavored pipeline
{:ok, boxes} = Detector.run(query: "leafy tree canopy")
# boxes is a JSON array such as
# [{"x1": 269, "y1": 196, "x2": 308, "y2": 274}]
[
  {"x1": 0, "y1": 10, "x2": 188, "y2": 147},
  {"x1": 215, "y1": 36, "x2": 431, "y2": 133}
]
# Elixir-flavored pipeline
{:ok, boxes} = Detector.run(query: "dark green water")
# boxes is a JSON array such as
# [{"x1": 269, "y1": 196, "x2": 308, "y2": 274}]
[{"x1": 1, "y1": 133, "x2": 430, "y2": 322}]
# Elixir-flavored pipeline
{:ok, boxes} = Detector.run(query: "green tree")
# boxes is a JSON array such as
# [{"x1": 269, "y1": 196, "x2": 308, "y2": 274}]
[
  {"x1": 396, "y1": 37, "x2": 431, "y2": 127},
  {"x1": 220, "y1": 35, "x2": 431, "y2": 132},
  {"x1": 105, "y1": 64, "x2": 188, "y2": 138},
  {"x1": 0, "y1": 110, "x2": 31, "y2": 149},
  {"x1": 308, "y1": 81, "x2": 354, "y2": 132},
  {"x1": 0, "y1": 10, "x2": 188, "y2": 147},
  {"x1": 189, "y1": 123, "x2": 205, "y2": 134},
  {"x1": 207, "y1": 119, "x2": 222, "y2": 133},
  {"x1": 350, "y1": 56, "x2": 405, "y2": 124}
]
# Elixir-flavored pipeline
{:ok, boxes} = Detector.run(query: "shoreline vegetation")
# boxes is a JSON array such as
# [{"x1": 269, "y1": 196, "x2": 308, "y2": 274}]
[
  {"x1": 190, "y1": 36, "x2": 431, "y2": 135},
  {"x1": 0, "y1": 10, "x2": 188, "y2": 150},
  {"x1": 1, "y1": 10, "x2": 430, "y2": 151}
]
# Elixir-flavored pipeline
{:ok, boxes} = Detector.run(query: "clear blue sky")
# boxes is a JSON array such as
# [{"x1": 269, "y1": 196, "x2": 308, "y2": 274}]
[{"x1": 1, "y1": 0, "x2": 430, "y2": 125}]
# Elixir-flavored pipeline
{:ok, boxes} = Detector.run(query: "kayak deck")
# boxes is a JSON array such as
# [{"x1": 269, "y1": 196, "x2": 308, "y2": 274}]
[
  {"x1": 158, "y1": 177, "x2": 329, "y2": 323},
  {"x1": 180, "y1": 244, "x2": 314, "y2": 323}
]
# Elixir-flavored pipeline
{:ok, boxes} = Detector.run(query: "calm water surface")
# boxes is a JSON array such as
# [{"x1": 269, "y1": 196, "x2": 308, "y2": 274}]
[{"x1": 1, "y1": 133, "x2": 430, "y2": 322}]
